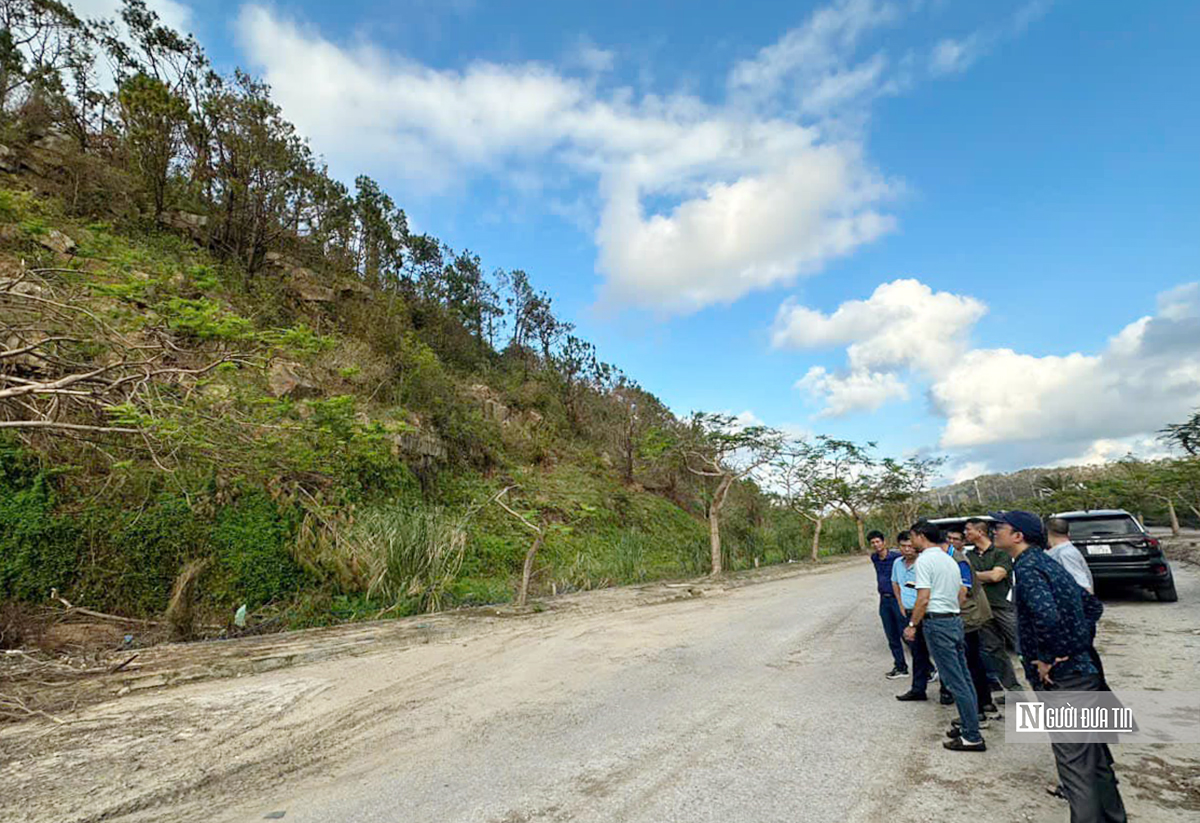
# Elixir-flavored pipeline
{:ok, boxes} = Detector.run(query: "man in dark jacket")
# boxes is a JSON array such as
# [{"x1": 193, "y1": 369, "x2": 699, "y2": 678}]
[{"x1": 992, "y1": 510, "x2": 1126, "y2": 823}]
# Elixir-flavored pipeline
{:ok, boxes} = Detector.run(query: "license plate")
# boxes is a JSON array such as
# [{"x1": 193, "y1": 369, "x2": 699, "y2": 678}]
[{"x1": 1087, "y1": 544, "x2": 1112, "y2": 555}]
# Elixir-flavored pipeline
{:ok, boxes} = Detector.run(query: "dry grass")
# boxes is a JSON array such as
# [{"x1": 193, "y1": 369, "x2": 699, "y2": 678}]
[{"x1": 165, "y1": 559, "x2": 211, "y2": 641}]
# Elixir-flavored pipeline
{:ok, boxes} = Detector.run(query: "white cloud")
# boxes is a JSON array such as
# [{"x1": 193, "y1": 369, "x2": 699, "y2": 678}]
[
  {"x1": 235, "y1": 0, "x2": 1044, "y2": 315},
  {"x1": 1049, "y1": 436, "x2": 1176, "y2": 468},
  {"x1": 772, "y1": 278, "x2": 987, "y2": 372},
  {"x1": 929, "y1": 35, "x2": 982, "y2": 75},
  {"x1": 71, "y1": 0, "x2": 192, "y2": 33},
  {"x1": 1158, "y1": 282, "x2": 1200, "y2": 320},
  {"x1": 927, "y1": 1, "x2": 1054, "y2": 79},
  {"x1": 797, "y1": 366, "x2": 909, "y2": 417},
  {"x1": 775, "y1": 278, "x2": 985, "y2": 417},
  {"x1": 727, "y1": 0, "x2": 900, "y2": 111},
  {"x1": 778, "y1": 277, "x2": 1200, "y2": 468},
  {"x1": 929, "y1": 281, "x2": 1200, "y2": 465},
  {"x1": 948, "y1": 460, "x2": 990, "y2": 484},
  {"x1": 572, "y1": 38, "x2": 615, "y2": 74}
]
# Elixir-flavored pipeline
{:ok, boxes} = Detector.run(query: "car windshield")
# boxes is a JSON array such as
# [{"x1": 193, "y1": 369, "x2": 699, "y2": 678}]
[{"x1": 1067, "y1": 517, "x2": 1143, "y2": 539}]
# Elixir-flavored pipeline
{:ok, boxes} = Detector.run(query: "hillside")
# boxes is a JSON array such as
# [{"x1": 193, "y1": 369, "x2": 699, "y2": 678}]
[{"x1": 0, "y1": 34, "x2": 852, "y2": 644}]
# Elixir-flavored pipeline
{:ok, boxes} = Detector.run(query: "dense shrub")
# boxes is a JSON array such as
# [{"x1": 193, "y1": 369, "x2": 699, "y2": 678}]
[
  {"x1": 210, "y1": 493, "x2": 306, "y2": 607},
  {"x1": 76, "y1": 496, "x2": 209, "y2": 617},
  {"x1": 0, "y1": 472, "x2": 82, "y2": 602}
]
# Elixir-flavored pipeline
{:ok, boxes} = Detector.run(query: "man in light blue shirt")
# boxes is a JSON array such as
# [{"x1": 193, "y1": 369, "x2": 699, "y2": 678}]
[{"x1": 903, "y1": 520, "x2": 985, "y2": 751}]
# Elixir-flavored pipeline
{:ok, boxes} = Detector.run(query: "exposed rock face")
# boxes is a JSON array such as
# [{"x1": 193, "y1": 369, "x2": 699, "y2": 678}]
[
  {"x1": 337, "y1": 280, "x2": 372, "y2": 299},
  {"x1": 467, "y1": 383, "x2": 511, "y2": 423},
  {"x1": 268, "y1": 361, "x2": 322, "y2": 399},
  {"x1": 288, "y1": 275, "x2": 335, "y2": 303},
  {"x1": 0, "y1": 144, "x2": 18, "y2": 173},
  {"x1": 36, "y1": 229, "x2": 75, "y2": 256},
  {"x1": 464, "y1": 384, "x2": 545, "y2": 430},
  {"x1": 390, "y1": 430, "x2": 448, "y2": 465},
  {"x1": 160, "y1": 210, "x2": 209, "y2": 243},
  {"x1": 22, "y1": 132, "x2": 75, "y2": 176},
  {"x1": 264, "y1": 252, "x2": 370, "y2": 303}
]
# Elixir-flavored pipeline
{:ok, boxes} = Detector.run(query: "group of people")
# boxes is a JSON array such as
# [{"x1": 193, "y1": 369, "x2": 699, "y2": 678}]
[{"x1": 869, "y1": 512, "x2": 1126, "y2": 823}]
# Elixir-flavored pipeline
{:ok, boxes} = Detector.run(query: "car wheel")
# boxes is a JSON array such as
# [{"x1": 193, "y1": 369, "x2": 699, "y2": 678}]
[{"x1": 1156, "y1": 580, "x2": 1179, "y2": 602}]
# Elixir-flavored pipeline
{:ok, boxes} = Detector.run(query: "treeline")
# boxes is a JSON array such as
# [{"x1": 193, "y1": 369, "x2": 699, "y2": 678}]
[
  {"x1": 934, "y1": 437, "x2": 1200, "y2": 533},
  {"x1": 1, "y1": 0, "x2": 589, "y2": 353}
]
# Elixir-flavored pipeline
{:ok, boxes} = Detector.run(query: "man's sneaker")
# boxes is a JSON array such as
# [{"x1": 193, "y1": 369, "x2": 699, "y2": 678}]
[
  {"x1": 886, "y1": 666, "x2": 909, "y2": 680},
  {"x1": 943, "y1": 736, "x2": 986, "y2": 751},
  {"x1": 895, "y1": 690, "x2": 928, "y2": 702},
  {"x1": 930, "y1": 669, "x2": 940, "y2": 682}
]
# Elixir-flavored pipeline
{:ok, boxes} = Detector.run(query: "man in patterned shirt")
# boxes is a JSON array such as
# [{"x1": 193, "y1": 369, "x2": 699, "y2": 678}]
[{"x1": 992, "y1": 510, "x2": 1126, "y2": 823}]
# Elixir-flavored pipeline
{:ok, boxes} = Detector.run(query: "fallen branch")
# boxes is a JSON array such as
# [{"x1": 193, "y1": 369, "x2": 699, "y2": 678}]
[
  {"x1": 0, "y1": 694, "x2": 68, "y2": 725},
  {"x1": 0, "y1": 421, "x2": 140, "y2": 433},
  {"x1": 50, "y1": 591, "x2": 160, "y2": 626}
]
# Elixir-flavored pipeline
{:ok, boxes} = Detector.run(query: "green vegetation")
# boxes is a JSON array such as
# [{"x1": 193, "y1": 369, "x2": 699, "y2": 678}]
[{"x1": 0, "y1": 0, "x2": 1006, "y2": 638}]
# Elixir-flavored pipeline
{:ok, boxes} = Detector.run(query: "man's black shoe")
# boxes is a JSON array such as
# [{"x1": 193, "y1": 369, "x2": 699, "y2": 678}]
[
  {"x1": 886, "y1": 666, "x2": 909, "y2": 679},
  {"x1": 1046, "y1": 785, "x2": 1068, "y2": 800},
  {"x1": 895, "y1": 690, "x2": 928, "y2": 701},
  {"x1": 943, "y1": 736, "x2": 986, "y2": 752},
  {"x1": 939, "y1": 691, "x2": 955, "y2": 705}
]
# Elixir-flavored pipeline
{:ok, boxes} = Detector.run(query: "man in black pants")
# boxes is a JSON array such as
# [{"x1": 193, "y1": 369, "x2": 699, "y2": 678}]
[
  {"x1": 993, "y1": 510, "x2": 1126, "y2": 822},
  {"x1": 869, "y1": 530, "x2": 908, "y2": 679}
]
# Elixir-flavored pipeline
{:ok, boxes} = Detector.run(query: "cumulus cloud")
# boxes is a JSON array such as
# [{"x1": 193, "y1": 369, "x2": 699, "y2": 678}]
[
  {"x1": 777, "y1": 276, "x2": 1200, "y2": 467},
  {"x1": 233, "y1": 1, "x2": 1036, "y2": 314},
  {"x1": 774, "y1": 279, "x2": 985, "y2": 415},
  {"x1": 772, "y1": 278, "x2": 986, "y2": 371},
  {"x1": 797, "y1": 366, "x2": 909, "y2": 417},
  {"x1": 932, "y1": 283, "x2": 1200, "y2": 456}
]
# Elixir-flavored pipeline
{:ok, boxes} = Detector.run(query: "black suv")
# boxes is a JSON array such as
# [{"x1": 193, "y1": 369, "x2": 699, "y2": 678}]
[{"x1": 1052, "y1": 509, "x2": 1177, "y2": 602}]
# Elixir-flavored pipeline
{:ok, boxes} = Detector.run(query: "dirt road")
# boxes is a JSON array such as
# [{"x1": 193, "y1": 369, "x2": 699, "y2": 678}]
[{"x1": 2, "y1": 556, "x2": 1199, "y2": 823}]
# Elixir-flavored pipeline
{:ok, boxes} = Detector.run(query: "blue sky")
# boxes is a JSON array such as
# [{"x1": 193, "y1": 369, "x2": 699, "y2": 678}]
[{"x1": 79, "y1": 0, "x2": 1200, "y2": 480}]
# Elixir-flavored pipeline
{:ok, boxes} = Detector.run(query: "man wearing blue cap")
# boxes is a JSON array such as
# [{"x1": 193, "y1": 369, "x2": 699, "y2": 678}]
[{"x1": 992, "y1": 510, "x2": 1127, "y2": 822}]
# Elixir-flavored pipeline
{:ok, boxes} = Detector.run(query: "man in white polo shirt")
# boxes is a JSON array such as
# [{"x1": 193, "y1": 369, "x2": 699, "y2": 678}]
[{"x1": 903, "y1": 519, "x2": 985, "y2": 751}]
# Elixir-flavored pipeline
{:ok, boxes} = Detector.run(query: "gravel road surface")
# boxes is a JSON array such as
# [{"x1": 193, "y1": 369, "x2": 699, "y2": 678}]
[{"x1": 2, "y1": 556, "x2": 1198, "y2": 823}]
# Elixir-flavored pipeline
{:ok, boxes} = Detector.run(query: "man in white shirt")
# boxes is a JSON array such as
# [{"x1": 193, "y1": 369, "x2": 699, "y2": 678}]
[
  {"x1": 902, "y1": 520, "x2": 985, "y2": 751},
  {"x1": 1046, "y1": 518, "x2": 1095, "y2": 593}
]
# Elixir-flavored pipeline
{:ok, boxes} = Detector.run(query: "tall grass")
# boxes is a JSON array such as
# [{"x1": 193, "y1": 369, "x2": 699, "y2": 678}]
[{"x1": 348, "y1": 505, "x2": 468, "y2": 613}]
